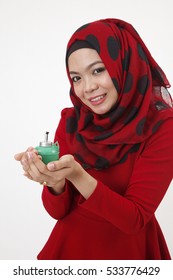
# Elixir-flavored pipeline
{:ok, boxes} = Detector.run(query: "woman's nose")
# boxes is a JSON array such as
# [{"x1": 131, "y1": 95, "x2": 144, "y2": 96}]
[{"x1": 84, "y1": 77, "x2": 98, "y2": 93}]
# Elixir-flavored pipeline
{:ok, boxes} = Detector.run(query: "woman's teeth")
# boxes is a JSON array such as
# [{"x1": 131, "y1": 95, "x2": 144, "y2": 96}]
[{"x1": 91, "y1": 95, "x2": 105, "y2": 102}]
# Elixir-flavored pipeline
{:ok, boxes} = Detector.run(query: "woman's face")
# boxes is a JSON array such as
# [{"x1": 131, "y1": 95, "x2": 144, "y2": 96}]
[{"x1": 68, "y1": 48, "x2": 118, "y2": 115}]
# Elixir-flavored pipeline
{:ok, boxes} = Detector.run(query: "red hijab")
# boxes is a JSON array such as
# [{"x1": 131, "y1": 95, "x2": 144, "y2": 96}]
[{"x1": 64, "y1": 18, "x2": 172, "y2": 169}]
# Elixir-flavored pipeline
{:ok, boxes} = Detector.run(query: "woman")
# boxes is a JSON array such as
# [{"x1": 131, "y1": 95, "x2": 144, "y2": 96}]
[{"x1": 15, "y1": 18, "x2": 173, "y2": 259}]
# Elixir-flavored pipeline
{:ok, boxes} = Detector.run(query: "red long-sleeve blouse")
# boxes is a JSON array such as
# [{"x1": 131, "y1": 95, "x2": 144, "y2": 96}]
[{"x1": 37, "y1": 109, "x2": 173, "y2": 260}]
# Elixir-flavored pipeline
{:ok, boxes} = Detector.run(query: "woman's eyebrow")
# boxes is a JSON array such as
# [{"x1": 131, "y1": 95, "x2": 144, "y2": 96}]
[{"x1": 69, "y1": 60, "x2": 103, "y2": 75}]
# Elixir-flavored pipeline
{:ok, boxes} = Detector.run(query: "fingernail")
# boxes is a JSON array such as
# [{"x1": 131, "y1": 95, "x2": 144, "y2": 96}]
[
  {"x1": 27, "y1": 152, "x2": 34, "y2": 159},
  {"x1": 47, "y1": 162, "x2": 55, "y2": 170},
  {"x1": 21, "y1": 159, "x2": 27, "y2": 166},
  {"x1": 27, "y1": 152, "x2": 31, "y2": 159}
]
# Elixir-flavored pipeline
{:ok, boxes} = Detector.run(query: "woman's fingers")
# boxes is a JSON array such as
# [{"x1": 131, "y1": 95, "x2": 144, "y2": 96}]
[
  {"x1": 47, "y1": 155, "x2": 74, "y2": 171},
  {"x1": 24, "y1": 152, "x2": 47, "y2": 181},
  {"x1": 15, "y1": 148, "x2": 57, "y2": 186},
  {"x1": 15, "y1": 150, "x2": 73, "y2": 187},
  {"x1": 14, "y1": 152, "x2": 25, "y2": 161},
  {"x1": 23, "y1": 171, "x2": 33, "y2": 181},
  {"x1": 25, "y1": 152, "x2": 59, "y2": 186},
  {"x1": 14, "y1": 147, "x2": 35, "y2": 161}
]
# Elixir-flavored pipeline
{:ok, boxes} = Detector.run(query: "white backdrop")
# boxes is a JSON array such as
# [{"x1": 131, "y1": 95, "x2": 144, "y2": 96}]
[{"x1": 0, "y1": 0, "x2": 173, "y2": 260}]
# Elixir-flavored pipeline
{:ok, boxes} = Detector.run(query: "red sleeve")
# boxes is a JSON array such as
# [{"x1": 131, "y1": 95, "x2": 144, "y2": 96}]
[
  {"x1": 41, "y1": 108, "x2": 73, "y2": 219},
  {"x1": 42, "y1": 183, "x2": 73, "y2": 219},
  {"x1": 80, "y1": 118, "x2": 173, "y2": 234}
]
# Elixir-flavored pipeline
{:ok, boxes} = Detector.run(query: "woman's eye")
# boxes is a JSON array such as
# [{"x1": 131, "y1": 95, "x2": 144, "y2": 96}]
[
  {"x1": 71, "y1": 76, "x2": 81, "y2": 83},
  {"x1": 93, "y1": 67, "x2": 106, "y2": 74}
]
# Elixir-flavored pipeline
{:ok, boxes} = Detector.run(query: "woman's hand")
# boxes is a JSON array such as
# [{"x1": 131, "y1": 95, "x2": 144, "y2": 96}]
[
  {"x1": 15, "y1": 149, "x2": 97, "y2": 198},
  {"x1": 14, "y1": 148, "x2": 65, "y2": 194},
  {"x1": 47, "y1": 155, "x2": 97, "y2": 199}
]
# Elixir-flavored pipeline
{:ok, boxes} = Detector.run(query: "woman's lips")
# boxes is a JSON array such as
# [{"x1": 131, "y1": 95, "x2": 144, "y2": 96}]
[{"x1": 89, "y1": 93, "x2": 107, "y2": 105}]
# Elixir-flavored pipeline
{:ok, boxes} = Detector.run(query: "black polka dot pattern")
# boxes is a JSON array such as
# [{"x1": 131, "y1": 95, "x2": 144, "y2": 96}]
[
  {"x1": 76, "y1": 133, "x2": 85, "y2": 143},
  {"x1": 74, "y1": 106, "x2": 80, "y2": 120},
  {"x1": 94, "y1": 131, "x2": 113, "y2": 141},
  {"x1": 66, "y1": 117, "x2": 77, "y2": 133},
  {"x1": 137, "y1": 75, "x2": 150, "y2": 95},
  {"x1": 152, "y1": 120, "x2": 164, "y2": 134},
  {"x1": 118, "y1": 153, "x2": 128, "y2": 164},
  {"x1": 86, "y1": 34, "x2": 100, "y2": 53},
  {"x1": 65, "y1": 18, "x2": 171, "y2": 169},
  {"x1": 112, "y1": 77, "x2": 120, "y2": 93},
  {"x1": 124, "y1": 107, "x2": 138, "y2": 124},
  {"x1": 118, "y1": 143, "x2": 140, "y2": 164},
  {"x1": 123, "y1": 72, "x2": 133, "y2": 93},
  {"x1": 95, "y1": 157, "x2": 110, "y2": 169},
  {"x1": 129, "y1": 143, "x2": 141, "y2": 153},
  {"x1": 136, "y1": 117, "x2": 146, "y2": 136},
  {"x1": 94, "y1": 125, "x2": 105, "y2": 132},
  {"x1": 137, "y1": 43, "x2": 148, "y2": 63},
  {"x1": 109, "y1": 106, "x2": 126, "y2": 123},
  {"x1": 122, "y1": 49, "x2": 131, "y2": 71},
  {"x1": 74, "y1": 153, "x2": 91, "y2": 169},
  {"x1": 107, "y1": 36, "x2": 120, "y2": 60},
  {"x1": 84, "y1": 113, "x2": 93, "y2": 127},
  {"x1": 108, "y1": 144, "x2": 118, "y2": 149}
]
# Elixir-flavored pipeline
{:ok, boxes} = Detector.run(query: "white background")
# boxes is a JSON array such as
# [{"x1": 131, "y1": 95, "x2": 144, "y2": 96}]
[{"x1": 0, "y1": 0, "x2": 173, "y2": 260}]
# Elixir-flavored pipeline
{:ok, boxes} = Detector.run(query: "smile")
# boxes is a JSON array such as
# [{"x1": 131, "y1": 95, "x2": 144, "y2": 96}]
[{"x1": 90, "y1": 93, "x2": 107, "y2": 103}]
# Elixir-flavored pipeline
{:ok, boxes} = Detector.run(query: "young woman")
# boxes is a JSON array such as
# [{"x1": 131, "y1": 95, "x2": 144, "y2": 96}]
[{"x1": 15, "y1": 18, "x2": 173, "y2": 259}]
